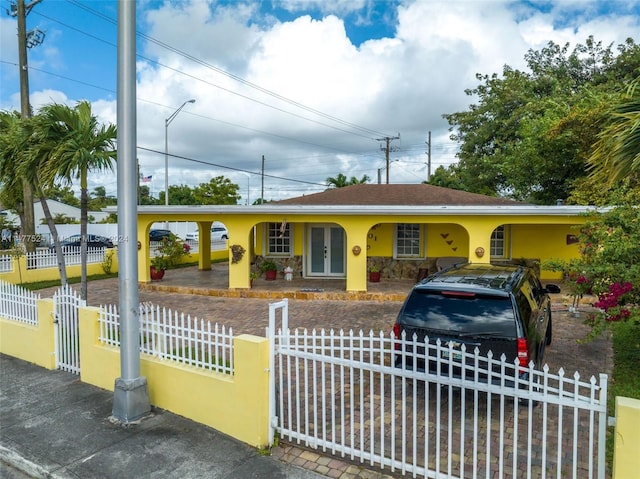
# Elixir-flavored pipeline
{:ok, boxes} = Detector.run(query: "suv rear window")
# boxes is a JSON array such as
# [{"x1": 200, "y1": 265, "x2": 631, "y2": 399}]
[{"x1": 398, "y1": 290, "x2": 517, "y2": 338}]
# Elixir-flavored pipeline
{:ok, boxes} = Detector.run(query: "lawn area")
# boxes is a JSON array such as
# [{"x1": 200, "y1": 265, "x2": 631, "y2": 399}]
[
  {"x1": 610, "y1": 318, "x2": 640, "y2": 403},
  {"x1": 607, "y1": 315, "x2": 640, "y2": 470}
]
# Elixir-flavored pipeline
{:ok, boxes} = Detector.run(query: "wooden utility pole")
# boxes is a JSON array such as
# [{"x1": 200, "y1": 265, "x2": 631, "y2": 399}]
[
  {"x1": 13, "y1": 0, "x2": 43, "y2": 252},
  {"x1": 376, "y1": 134, "x2": 400, "y2": 184},
  {"x1": 425, "y1": 131, "x2": 431, "y2": 182}
]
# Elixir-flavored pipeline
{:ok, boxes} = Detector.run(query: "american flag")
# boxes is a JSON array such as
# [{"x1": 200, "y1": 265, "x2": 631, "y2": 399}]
[{"x1": 141, "y1": 175, "x2": 152, "y2": 183}]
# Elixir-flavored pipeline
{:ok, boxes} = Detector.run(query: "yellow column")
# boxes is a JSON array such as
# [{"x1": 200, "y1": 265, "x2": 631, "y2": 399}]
[
  {"x1": 343, "y1": 224, "x2": 368, "y2": 292},
  {"x1": 231, "y1": 335, "x2": 270, "y2": 447},
  {"x1": 463, "y1": 218, "x2": 499, "y2": 264},
  {"x1": 138, "y1": 222, "x2": 151, "y2": 282},
  {"x1": 197, "y1": 221, "x2": 212, "y2": 271},
  {"x1": 613, "y1": 396, "x2": 640, "y2": 478}
]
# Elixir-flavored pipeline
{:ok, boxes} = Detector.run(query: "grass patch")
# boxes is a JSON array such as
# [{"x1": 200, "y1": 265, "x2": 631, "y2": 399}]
[
  {"x1": 18, "y1": 258, "x2": 228, "y2": 291},
  {"x1": 610, "y1": 317, "x2": 640, "y2": 403},
  {"x1": 19, "y1": 273, "x2": 118, "y2": 291},
  {"x1": 606, "y1": 314, "x2": 640, "y2": 469}
]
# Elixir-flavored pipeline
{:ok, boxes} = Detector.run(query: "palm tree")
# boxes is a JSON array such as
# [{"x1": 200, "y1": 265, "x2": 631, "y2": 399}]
[
  {"x1": 589, "y1": 79, "x2": 640, "y2": 184},
  {"x1": 0, "y1": 111, "x2": 36, "y2": 253},
  {"x1": 37, "y1": 101, "x2": 116, "y2": 300},
  {"x1": 326, "y1": 173, "x2": 371, "y2": 189},
  {"x1": 1, "y1": 111, "x2": 71, "y2": 284}
]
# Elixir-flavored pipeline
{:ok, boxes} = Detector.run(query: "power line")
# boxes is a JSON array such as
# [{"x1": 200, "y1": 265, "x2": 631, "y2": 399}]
[
  {"x1": 137, "y1": 146, "x2": 327, "y2": 187},
  {"x1": 0, "y1": 60, "x2": 376, "y2": 157},
  {"x1": 61, "y1": 0, "x2": 393, "y2": 140},
  {"x1": 24, "y1": 8, "x2": 389, "y2": 146}
]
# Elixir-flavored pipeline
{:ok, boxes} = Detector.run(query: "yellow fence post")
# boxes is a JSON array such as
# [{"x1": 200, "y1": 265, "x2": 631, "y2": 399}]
[{"x1": 613, "y1": 396, "x2": 640, "y2": 478}]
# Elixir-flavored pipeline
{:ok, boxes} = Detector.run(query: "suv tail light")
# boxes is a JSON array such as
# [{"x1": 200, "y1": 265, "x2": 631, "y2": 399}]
[
  {"x1": 392, "y1": 323, "x2": 402, "y2": 350},
  {"x1": 517, "y1": 338, "x2": 529, "y2": 368}
]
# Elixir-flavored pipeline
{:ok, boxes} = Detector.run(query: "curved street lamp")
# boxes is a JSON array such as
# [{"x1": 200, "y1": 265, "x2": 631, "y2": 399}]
[{"x1": 164, "y1": 99, "x2": 195, "y2": 206}]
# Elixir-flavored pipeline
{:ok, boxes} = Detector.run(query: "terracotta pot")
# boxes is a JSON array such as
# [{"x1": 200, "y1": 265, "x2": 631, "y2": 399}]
[
  {"x1": 265, "y1": 270, "x2": 277, "y2": 281},
  {"x1": 369, "y1": 271, "x2": 381, "y2": 282},
  {"x1": 150, "y1": 266, "x2": 165, "y2": 281}
]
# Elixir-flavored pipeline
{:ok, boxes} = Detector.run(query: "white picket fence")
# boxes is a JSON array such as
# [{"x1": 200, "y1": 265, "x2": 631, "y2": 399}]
[
  {"x1": 99, "y1": 303, "x2": 234, "y2": 375},
  {"x1": 0, "y1": 280, "x2": 40, "y2": 324},
  {"x1": 26, "y1": 247, "x2": 108, "y2": 269},
  {"x1": 0, "y1": 254, "x2": 13, "y2": 272},
  {"x1": 53, "y1": 284, "x2": 85, "y2": 374},
  {"x1": 269, "y1": 301, "x2": 608, "y2": 479}
]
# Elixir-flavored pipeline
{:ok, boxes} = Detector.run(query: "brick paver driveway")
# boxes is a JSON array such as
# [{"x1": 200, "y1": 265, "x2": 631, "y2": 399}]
[{"x1": 37, "y1": 266, "x2": 612, "y2": 478}]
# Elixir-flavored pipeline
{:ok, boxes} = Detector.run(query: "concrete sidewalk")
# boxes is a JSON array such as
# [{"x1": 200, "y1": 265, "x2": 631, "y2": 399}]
[{"x1": 0, "y1": 354, "x2": 325, "y2": 479}]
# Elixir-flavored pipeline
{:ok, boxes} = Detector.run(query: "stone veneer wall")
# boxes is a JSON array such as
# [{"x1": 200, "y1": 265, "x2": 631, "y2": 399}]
[
  {"x1": 254, "y1": 256, "x2": 540, "y2": 280},
  {"x1": 368, "y1": 257, "x2": 540, "y2": 280}
]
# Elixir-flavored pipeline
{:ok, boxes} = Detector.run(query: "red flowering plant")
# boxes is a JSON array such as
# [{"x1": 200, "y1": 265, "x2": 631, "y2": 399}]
[
  {"x1": 593, "y1": 282, "x2": 634, "y2": 322},
  {"x1": 543, "y1": 203, "x2": 640, "y2": 339},
  {"x1": 542, "y1": 258, "x2": 592, "y2": 310}
]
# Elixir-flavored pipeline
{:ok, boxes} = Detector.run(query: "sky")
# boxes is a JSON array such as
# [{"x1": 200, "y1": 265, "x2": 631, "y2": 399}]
[{"x1": 1, "y1": 0, "x2": 639, "y2": 204}]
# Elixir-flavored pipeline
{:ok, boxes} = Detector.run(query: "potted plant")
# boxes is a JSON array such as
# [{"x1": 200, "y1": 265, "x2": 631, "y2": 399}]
[
  {"x1": 369, "y1": 264, "x2": 381, "y2": 283},
  {"x1": 261, "y1": 259, "x2": 278, "y2": 281},
  {"x1": 249, "y1": 271, "x2": 260, "y2": 287},
  {"x1": 150, "y1": 233, "x2": 190, "y2": 280}
]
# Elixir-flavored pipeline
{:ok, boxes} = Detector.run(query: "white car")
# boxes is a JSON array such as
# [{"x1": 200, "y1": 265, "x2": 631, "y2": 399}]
[{"x1": 185, "y1": 224, "x2": 228, "y2": 242}]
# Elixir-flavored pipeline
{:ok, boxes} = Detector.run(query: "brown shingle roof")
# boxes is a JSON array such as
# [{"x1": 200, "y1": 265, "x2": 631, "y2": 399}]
[{"x1": 274, "y1": 184, "x2": 523, "y2": 206}]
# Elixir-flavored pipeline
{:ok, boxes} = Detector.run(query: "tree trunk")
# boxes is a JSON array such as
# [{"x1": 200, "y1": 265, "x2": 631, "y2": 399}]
[
  {"x1": 80, "y1": 167, "x2": 88, "y2": 301},
  {"x1": 37, "y1": 188, "x2": 67, "y2": 286},
  {"x1": 21, "y1": 179, "x2": 36, "y2": 253}
]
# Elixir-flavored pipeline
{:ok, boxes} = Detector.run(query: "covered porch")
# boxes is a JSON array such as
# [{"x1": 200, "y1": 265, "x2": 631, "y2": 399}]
[{"x1": 133, "y1": 201, "x2": 593, "y2": 292}]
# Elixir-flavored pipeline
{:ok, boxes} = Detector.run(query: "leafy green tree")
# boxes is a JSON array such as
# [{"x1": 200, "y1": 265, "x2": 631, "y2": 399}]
[
  {"x1": 88, "y1": 186, "x2": 117, "y2": 211},
  {"x1": 159, "y1": 184, "x2": 198, "y2": 205},
  {"x1": 40, "y1": 213, "x2": 77, "y2": 224},
  {"x1": 326, "y1": 173, "x2": 371, "y2": 189},
  {"x1": 37, "y1": 101, "x2": 116, "y2": 300},
  {"x1": 442, "y1": 36, "x2": 640, "y2": 204},
  {"x1": 193, "y1": 176, "x2": 241, "y2": 205},
  {"x1": 428, "y1": 165, "x2": 477, "y2": 192},
  {"x1": 43, "y1": 184, "x2": 81, "y2": 207},
  {"x1": 138, "y1": 185, "x2": 158, "y2": 205}
]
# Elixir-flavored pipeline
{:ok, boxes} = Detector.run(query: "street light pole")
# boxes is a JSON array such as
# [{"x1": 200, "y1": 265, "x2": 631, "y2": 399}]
[{"x1": 164, "y1": 99, "x2": 195, "y2": 206}]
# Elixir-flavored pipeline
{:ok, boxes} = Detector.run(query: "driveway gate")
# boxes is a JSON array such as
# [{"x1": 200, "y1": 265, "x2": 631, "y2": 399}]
[
  {"x1": 53, "y1": 284, "x2": 85, "y2": 374},
  {"x1": 268, "y1": 299, "x2": 608, "y2": 479}
]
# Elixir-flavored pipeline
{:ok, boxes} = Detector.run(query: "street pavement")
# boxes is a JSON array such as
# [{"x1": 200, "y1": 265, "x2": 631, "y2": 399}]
[
  {"x1": 0, "y1": 353, "x2": 327, "y2": 479},
  {"x1": 1, "y1": 266, "x2": 613, "y2": 478}
]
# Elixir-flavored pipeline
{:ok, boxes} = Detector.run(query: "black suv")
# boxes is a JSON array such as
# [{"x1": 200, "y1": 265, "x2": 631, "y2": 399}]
[
  {"x1": 393, "y1": 263, "x2": 560, "y2": 382},
  {"x1": 149, "y1": 229, "x2": 172, "y2": 242}
]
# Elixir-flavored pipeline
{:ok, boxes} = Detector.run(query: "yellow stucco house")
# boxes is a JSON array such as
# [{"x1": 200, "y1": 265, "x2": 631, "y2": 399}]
[{"x1": 136, "y1": 184, "x2": 595, "y2": 292}]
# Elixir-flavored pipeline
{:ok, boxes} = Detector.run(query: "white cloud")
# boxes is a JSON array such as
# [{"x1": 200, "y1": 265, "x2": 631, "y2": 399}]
[{"x1": 1, "y1": 0, "x2": 637, "y2": 201}]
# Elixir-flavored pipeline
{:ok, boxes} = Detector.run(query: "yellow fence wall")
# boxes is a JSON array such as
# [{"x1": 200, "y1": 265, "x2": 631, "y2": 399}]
[
  {"x1": 0, "y1": 247, "x2": 226, "y2": 286},
  {"x1": 0, "y1": 255, "x2": 115, "y2": 285},
  {"x1": 1, "y1": 298, "x2": 270, "y2": 448},
  {"x1": 0, "y1": 298, "x2": 57, "y2": 370},
  {"x1": 3, "y1": 292, "x2": 639, "y2": 465}
]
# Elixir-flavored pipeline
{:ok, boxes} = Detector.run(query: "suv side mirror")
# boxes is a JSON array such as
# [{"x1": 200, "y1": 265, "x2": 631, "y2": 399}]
[{"x1": 544, "y1": 284, "x2": 561, "y2": 294}]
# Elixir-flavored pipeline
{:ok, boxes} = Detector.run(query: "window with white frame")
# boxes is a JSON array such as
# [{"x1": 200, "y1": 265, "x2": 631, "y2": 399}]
[
  {"x1": 267, "y1": 222, "x2": 291, "y2": 256},
  {"x1": 490, "y1": 225, "x2": 507, "y2": 258},
  {"x1": 395, "y1": 223, "x2": 422, "y2": 258}
]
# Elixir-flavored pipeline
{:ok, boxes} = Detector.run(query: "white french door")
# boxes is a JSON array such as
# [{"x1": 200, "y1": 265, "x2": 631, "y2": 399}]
[{"x1": 307, "y1": 225, "x2": 345, "y2": 277}]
